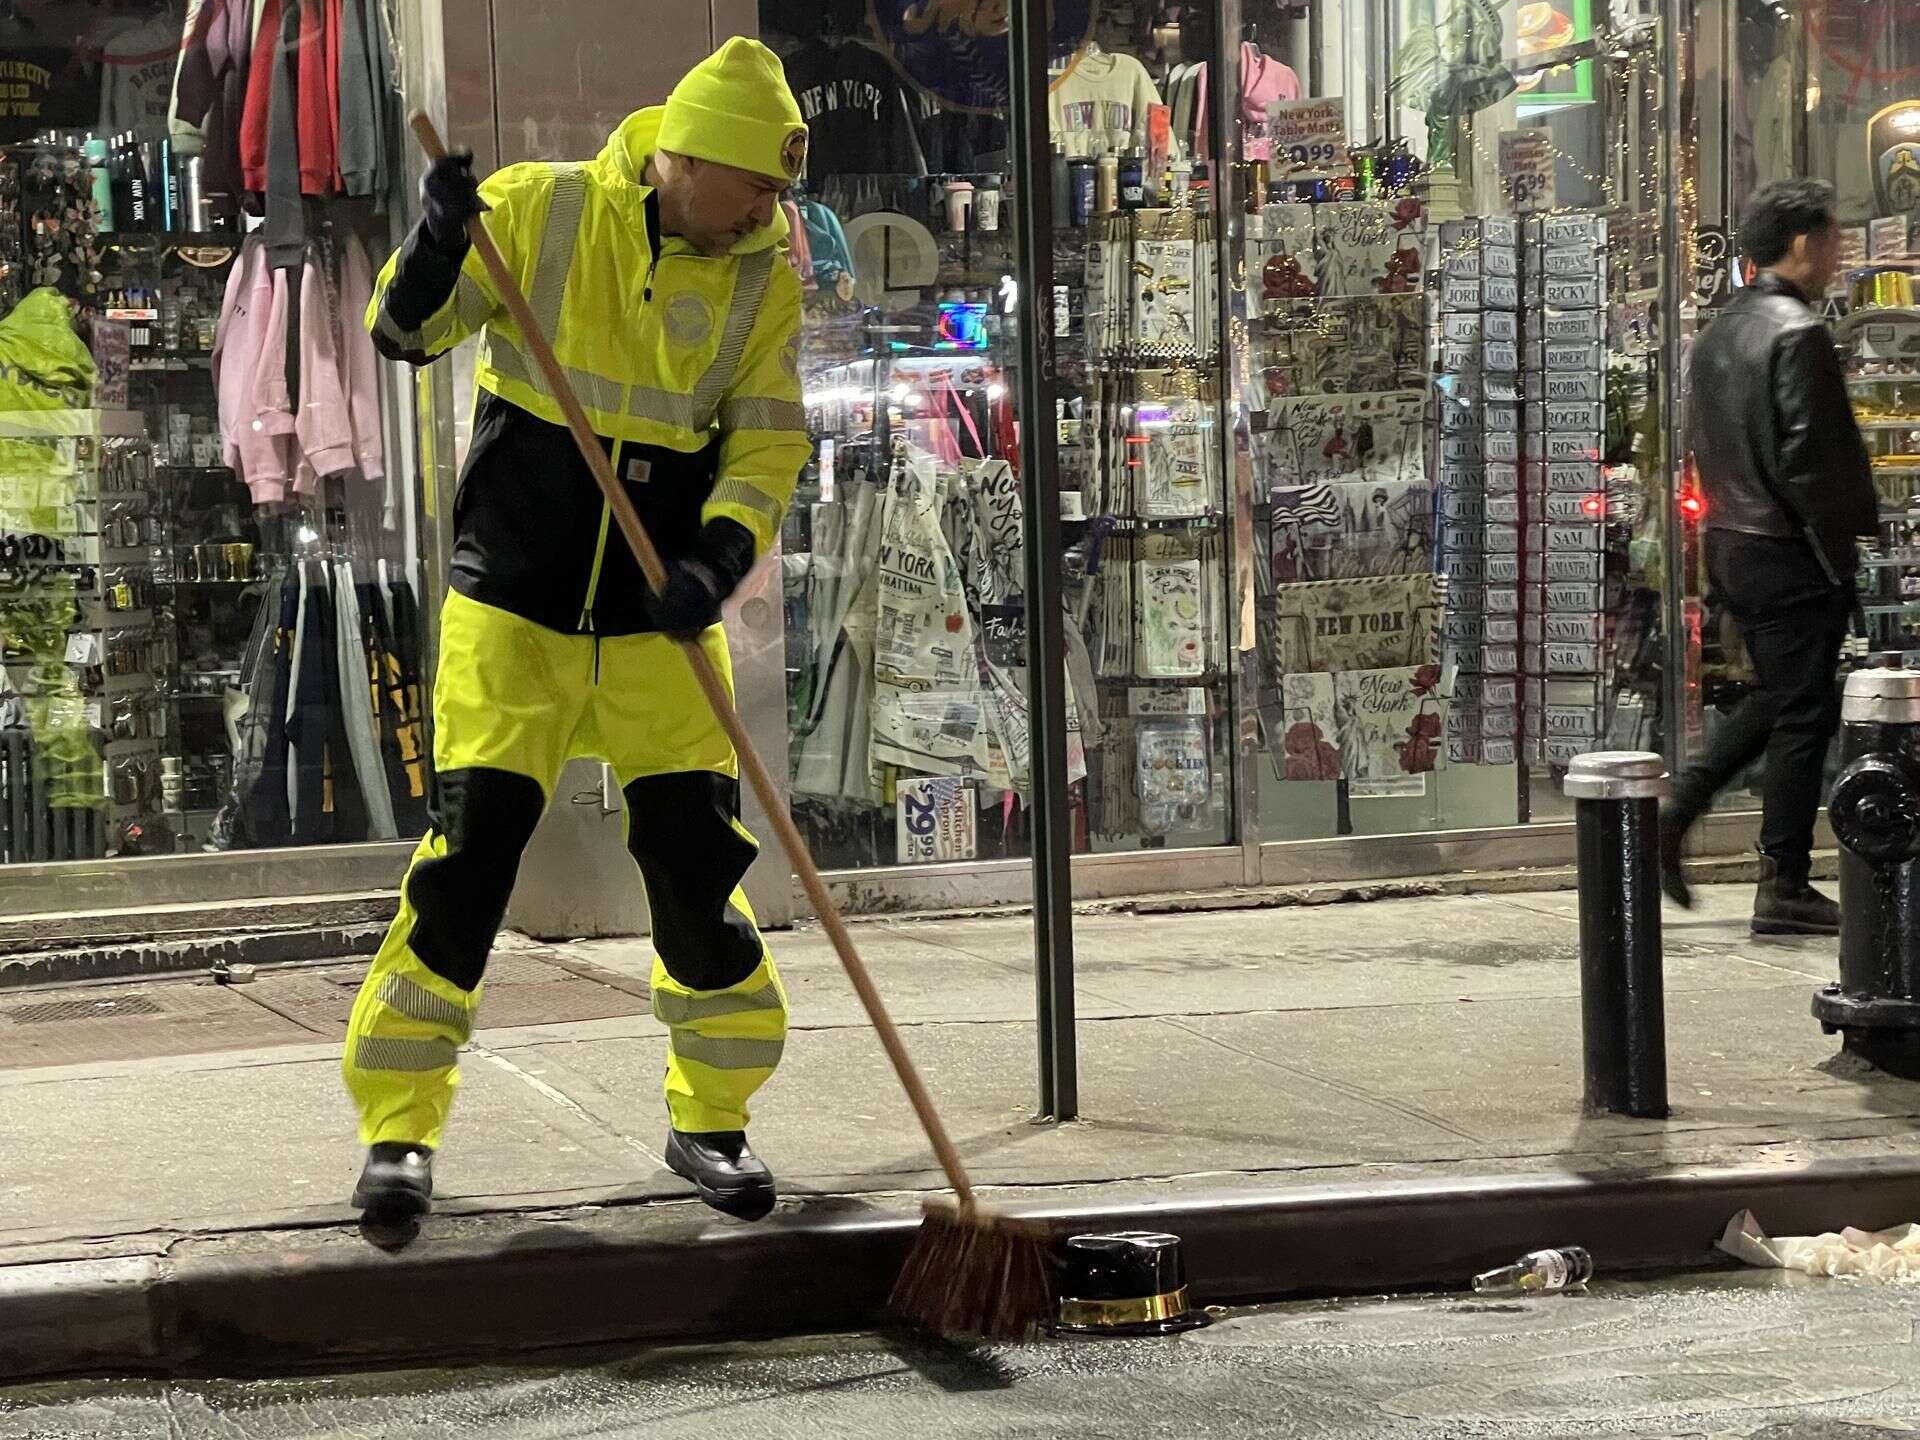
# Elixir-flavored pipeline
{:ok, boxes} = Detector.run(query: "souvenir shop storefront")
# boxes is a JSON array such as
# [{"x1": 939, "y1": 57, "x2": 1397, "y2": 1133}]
[{"x1": 3, "y1": 0, "x2": 1915, "y2": 923}]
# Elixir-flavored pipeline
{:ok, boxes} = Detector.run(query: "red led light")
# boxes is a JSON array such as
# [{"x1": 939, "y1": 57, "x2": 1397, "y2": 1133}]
[
  {"x1": 1678, "y1": 489, "x2": 1706, "y2": 522},
  {"x1": 1581, "y1": 494, "x2": 1605, "y2": 518}
]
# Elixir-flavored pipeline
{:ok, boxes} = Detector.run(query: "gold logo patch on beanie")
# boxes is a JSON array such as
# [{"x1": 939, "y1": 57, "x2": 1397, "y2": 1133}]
[{"x1": 781, "y1": 127, "x2": 808, "y2": 181}]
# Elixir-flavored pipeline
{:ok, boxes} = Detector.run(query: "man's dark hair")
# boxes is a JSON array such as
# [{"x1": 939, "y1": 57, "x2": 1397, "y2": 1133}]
[{"x1": 1738, "y1": 178, "x2": 1838, "y2": 266}]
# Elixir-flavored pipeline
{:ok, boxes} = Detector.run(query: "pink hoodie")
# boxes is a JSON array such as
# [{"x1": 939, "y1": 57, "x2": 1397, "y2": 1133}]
[
  {"x1": 213, "y1": 232, "x2": 385, "y2": 504},
  {"x1": 296, "y1": 233, "x2": 385, "y2": 490},
  {"x1": 1193, "y1": 44, "x2": 1302, "y2": 164},
  {"x1": 212, "y1": 234, "x2": 297, "y2": 504}
]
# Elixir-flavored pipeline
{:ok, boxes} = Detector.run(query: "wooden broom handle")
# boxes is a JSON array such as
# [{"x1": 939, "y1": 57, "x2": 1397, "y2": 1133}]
[{"x1": 409, "y1": 114, "x2": 977, "y2": 1211}]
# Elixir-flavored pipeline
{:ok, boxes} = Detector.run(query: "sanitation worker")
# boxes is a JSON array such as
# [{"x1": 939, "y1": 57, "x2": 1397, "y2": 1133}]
[{"x1": 342, "y1": 38, "x2": 809, "y2": 1224}]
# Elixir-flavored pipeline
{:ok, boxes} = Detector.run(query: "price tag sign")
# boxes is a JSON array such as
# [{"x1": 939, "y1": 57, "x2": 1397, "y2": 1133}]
[
  {"x1": 1270, "y1": 97, "x2": 1348, "y2": 180},
  {"x1": 896, "y1": 777, "x2": 978, "y2": 864},
  {"x1": 1499, "y1": 129, "x2": 1556, "y2": 214}
]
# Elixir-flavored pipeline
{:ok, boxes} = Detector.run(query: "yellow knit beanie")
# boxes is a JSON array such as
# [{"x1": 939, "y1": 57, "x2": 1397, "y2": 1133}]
[{"x1": 658, "y1": 38, "x2": 808, "y2": 185}]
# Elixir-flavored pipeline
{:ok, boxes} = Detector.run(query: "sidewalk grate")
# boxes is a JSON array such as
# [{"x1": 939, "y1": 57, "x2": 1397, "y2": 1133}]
[
  {"x1": 0, "y1": 980, "x2": 311, "y2": 1067},
  {"x1": 4, "y1": 995, "x2": 164, "y2": 1024}
]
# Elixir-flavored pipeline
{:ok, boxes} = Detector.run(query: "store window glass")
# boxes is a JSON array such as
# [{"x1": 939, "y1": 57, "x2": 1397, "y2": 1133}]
[
  {"x1": 1050, "y1": 5, "x2": 1235, "y2": 855},
  {"x1": 1715, "y1": 1, "x2": 1918, "y2": 790},
  {"x1": 1242, "y1": 0, "x2": 1670, "y2": 842},
  {"x1": 0, "y1": 0, "x2": 424, "y2": 864},
  {"x1": 766, "y1": 0, "x2": 1240, "y2": 873}
]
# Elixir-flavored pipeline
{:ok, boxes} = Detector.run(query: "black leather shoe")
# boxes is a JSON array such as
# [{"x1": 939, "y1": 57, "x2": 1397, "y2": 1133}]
[
  {"x1": 665, "y1": 1129, "x2": 776, "y2": 1221},
  {"x1": 1658, "y1": 806, "x2": 1694, "y2": 909},
  {"x1": 352, "y1": 1142, "x2": 434, "y2": 1219},
  {"x1": 1752, "y1": 860, "x2": 1840, "y2": 937}
]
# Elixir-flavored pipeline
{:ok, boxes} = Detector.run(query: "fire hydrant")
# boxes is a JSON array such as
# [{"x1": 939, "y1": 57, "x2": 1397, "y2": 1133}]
[{"x1": 1818, "y1": 656, "x2": 1920, "y2": 1077}]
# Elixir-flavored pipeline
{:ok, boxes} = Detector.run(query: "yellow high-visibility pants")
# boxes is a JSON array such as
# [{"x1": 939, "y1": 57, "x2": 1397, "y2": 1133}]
[{"x1": 343, "y1": 590, "x2": 787, "y2": 1150}]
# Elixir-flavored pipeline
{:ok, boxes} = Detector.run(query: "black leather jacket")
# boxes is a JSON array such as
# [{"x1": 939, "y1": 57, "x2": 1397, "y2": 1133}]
[{"x1": 1688, "y1": 271, "x2": 1875, "y2": 574}]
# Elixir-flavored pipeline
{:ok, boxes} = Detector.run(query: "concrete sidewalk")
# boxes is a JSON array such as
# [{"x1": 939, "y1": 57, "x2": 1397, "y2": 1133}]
[{"x1": 4, "y1": 879, "x2": 1919, "y2": 1377}]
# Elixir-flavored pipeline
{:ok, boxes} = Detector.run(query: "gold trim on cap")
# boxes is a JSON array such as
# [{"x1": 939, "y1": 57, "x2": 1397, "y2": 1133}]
[{"x1": 1056, "y1": 1287, "x2": 1192, "y2": 1328}]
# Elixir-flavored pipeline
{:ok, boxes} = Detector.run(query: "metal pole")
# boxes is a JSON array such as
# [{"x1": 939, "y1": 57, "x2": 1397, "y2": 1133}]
[
  {"x1": 1008, "y1": 0, "x2": 1078, "y2": 1121},
  {"x1": 1566, "y1": 752, "x2": 1670, "y2": 1118},
  {"x1": 1658, "y1": 0, "x2": 1690, "y2": 785}
]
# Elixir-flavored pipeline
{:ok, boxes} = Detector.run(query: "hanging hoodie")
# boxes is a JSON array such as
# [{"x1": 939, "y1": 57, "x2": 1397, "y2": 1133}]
[
  {"x1": 295, "y1": 235, "x2": 384, "y2": 486},
  {"x1": 170, "y1": 0, "x2": 256, "y2": 220},
  {"x1": 337, "y1": 0, "x2": 392, "y2": 201},
  {"x1": 800, "y1": 200, "x2": 855, "y2": 288},
  {"x1": 212, "y1": 234, "x2": 300, "y2": 503},
  {"x1": 781, "y1": 199, "x2": 816, "y2": 290},
  {"x1": 99, "y1": 10, "x2": 187, "y2": 135},
  {"x1": 297, "y1": 0, "x2": 342, "y2": 194}
]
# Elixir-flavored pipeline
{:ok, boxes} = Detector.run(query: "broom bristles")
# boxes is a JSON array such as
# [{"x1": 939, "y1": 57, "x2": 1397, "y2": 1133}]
[{"x1": 889, "y1": 1199, "x2": 1054, "y2": 1342}]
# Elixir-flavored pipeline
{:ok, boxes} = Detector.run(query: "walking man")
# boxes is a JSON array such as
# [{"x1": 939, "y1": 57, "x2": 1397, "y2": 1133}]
[
  {"x1": 342, "y1": 38, "x2": 810, "y2": 1221},
  {"x1": 1661, "y1": 179, "x2": 1876, "y2": 935}
]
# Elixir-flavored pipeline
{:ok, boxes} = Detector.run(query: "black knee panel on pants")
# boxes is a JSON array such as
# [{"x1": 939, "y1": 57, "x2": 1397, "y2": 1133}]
[
  {"x1": 407, "y1": 767, "x2": 546, "y2": 991},
  {"x1": 624, "y1": 771, "x2": 763, "y2": 992}
]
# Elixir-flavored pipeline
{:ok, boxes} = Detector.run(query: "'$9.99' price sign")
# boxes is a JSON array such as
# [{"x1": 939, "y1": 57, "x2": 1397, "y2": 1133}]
[{"x1": 1270, "y1": 97, "x2": 1348, "y2": 180}]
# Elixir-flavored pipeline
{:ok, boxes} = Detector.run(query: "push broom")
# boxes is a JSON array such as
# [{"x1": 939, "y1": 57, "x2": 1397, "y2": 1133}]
[{"x1": 408, "y1": 115, "x2": 1051, "y2": 1340}]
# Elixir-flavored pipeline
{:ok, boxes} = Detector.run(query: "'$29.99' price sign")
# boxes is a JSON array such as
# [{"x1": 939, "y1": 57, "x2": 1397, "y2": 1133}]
[{"x1": 1500, "y1": 128, "x2": 1557, "y2": 215}]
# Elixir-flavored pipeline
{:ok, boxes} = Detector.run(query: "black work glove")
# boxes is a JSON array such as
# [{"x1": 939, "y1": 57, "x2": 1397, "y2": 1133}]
[
  {"x1": 421, "y1": 150, "x2": 486, "y2": 255},
  {"x1": 650, "y1": 519, "x2": 757, "y2": 641}
]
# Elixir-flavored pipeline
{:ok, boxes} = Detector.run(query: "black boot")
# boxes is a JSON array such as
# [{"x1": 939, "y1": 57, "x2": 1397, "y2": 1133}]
[
  {"x1": 1658, "y1": 805, "x2": 1695, "y2": 909},
  {"x1": 352, "y1": 1142, "x2": 434, "y2": 1219},
  {"x1": 1752, "y1": 855, "x2": 1840, "y2": 937},
  {"x1": 665, "y1": 1129, "x2": 776, "y2": 1221}
]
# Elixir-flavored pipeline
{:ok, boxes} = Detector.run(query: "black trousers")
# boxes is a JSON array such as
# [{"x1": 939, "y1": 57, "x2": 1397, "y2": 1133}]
[{"x1": 1670, "y1": 530, "x2": 1851, "y2": 877}]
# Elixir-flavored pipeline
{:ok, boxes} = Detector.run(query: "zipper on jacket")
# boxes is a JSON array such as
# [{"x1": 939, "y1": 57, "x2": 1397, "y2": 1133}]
[{"x1": 578, "y1": 438, "x2": 620, "y2": 635}]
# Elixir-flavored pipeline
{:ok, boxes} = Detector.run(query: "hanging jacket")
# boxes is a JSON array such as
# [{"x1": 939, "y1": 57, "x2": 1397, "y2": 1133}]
[
  {"x1": 336, "y1": 0, "x2": 382, "y2": 199},
  {"x1": 238, "y1": 0, "x2": 281, "y2": 192},
  {"x1": 385, "y1": 575, "x2": 430, "y2": 828},
  {"x1": 362, "y1": 578, "x2": 426, "y2": 832},
  {"x1": 296, "y1": 0, "x2": 342, "y2": 194},
  {"x1": 368, "y1": 106, "x2": 809, "y2": 636},
  {"x1": 799, "y1": 200, "x2": 854, "y2": 287},
  {"x1": 212, "y1": 235, "x2": 300, "y2": 502},
  {"x1": 296, "y1": 235, "x2": 384, "y2": 485},
  {"x1": 170, "y1": 0, "x2": 252, "y2": 218},
  {"x1": 246, "y1": 568, "x2": 298, "y2": 843},
  {"x1": 781, "y1": 199, "x2": 816, "y2": 291}
]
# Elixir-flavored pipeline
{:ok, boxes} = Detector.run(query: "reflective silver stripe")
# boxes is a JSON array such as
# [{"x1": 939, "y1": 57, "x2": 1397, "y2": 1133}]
[
  {"x1": 671, "y1": 1032, "x2": 785, "y2": 1071},
  {"x1": 377, "y1": 973, "x2": 472, "y2": 1041},
  {"x1": 717, "y1": 396, "x2": 805, "y2": 433},
  {"x1": 448, "y1": 275, "x2": 494, "y2": 337},
  {"x1": 529, "y1": 163, "x2": 587, "y2": 339},
  {"x1": 708, "y1": 478, "x2": 786, "y2": 525},
  {"x1": 373, "y1": 303, "x2": 419, "y2": 351},
  {"x1": 628, "y1": 384, "x2": 701, "y2": 429},
  {"x1": 377, "y1": 274, "x2": 492, "y2": 353},
  {"x1": 692, "y1": 250, "x2": 775, "y2": 424},
  {"x1": 652, "y1": 981, "x2": 783, "y2": 1027},
  {"x1": 352, "y1": 1035, "x2": 459, "y2": 1072},
  {"x1": 485, "y1": 337, "x2": 626, "y2": 417}
]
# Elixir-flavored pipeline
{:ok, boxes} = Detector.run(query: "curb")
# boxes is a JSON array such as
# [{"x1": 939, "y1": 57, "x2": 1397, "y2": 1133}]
[
  {"x1": 0, "y1": 922, "x2": 392, "y2": 990},
  {"x1": 4, "y1": 1153, "x2": 1915, "y2": 1381}
]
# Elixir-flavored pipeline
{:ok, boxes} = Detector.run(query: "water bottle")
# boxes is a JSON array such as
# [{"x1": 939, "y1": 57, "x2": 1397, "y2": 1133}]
[{"x1": 1471, "y1": 1246, "x2": 1593, "y2": 1295}]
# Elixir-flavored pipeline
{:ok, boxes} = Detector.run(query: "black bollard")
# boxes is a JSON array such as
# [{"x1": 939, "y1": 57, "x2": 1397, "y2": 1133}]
[{"x1": 1565, "y1": 751, "x2": 1670, "y2": 1119}]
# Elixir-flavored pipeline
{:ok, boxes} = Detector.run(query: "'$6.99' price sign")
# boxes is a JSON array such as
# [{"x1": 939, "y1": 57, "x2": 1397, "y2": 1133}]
[
  {"x1": 1270, "y1": 97, "x2": 1348, "y2": 180},
  {"x1": 1500, "y1": 128, "x2": 1557, "y2": 215}
]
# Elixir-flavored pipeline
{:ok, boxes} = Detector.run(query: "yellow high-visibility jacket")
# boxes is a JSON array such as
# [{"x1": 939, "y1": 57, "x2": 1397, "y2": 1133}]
[{"x1": 368, "y1": 107, "x2": 808, "y2": 635}]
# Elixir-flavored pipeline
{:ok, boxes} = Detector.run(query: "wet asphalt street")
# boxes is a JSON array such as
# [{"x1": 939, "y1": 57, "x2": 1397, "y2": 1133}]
[{"x1": 8, "y1": 1269, "x2": 1920, "y2": 1438}]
